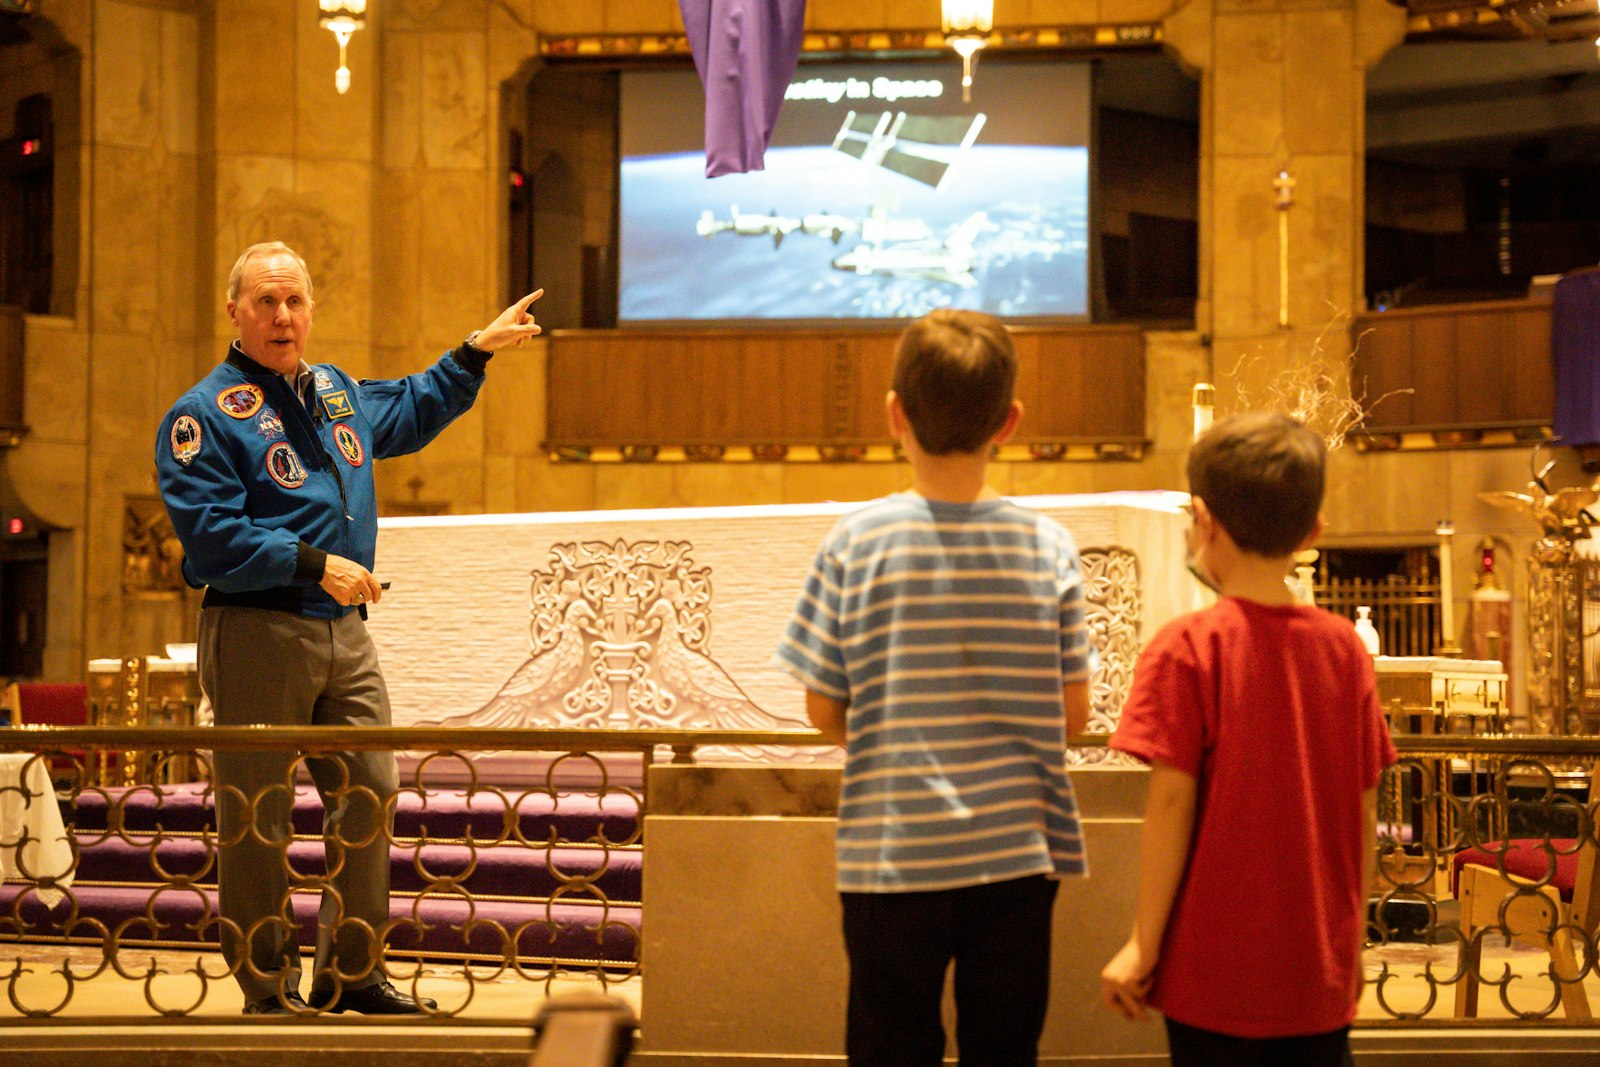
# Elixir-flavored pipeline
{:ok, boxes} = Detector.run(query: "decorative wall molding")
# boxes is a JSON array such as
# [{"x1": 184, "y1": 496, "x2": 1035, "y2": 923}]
[
  {"x1": 538, "y1": 24, "x2": 1163, "y2": 62},
  {"x1": 546, "y1": 442, "x2": 1146, "y2": 464},
  {"x1": 1353, "y1": 426, "x2": 1551, "y2": 453}
]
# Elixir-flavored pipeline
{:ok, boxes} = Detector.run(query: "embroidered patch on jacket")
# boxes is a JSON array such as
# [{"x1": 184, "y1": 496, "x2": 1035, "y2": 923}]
[
  {"x1": 265, "y1": 441, "x2": 309, "y2": 489},
  {"x1": 256, "y1": 410, "x2": 285, "y2": 441},
  {"x1": 332, "y1": 422, "x2": 365, "y2": 467},
  {"x1": 216, "y1": 383, "x2": 265, "y2": 419},
  {"x1": 319, "y1": 390, "x2": 354, "y2": 420},
  {"x1": 314, "y1": 370, "x2": 334, "y2": 391},
  {"x1": 170, "y1": 415, "x2": 202, "y2": 466}
]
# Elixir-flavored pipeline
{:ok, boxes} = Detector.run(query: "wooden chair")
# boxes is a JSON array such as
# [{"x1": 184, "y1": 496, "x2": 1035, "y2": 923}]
[{"x1": 1453, "y1": 763, "x2": 1600, "y2": 1020}]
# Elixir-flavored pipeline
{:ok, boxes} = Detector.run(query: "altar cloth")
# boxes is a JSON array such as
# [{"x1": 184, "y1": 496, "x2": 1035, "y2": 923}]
[
  {"x1": 0, "y1": 752, "x2": 73, "y2": 908},
  {"x1": 366, "y1": 493, "x2": 1191, "y2": 746}
]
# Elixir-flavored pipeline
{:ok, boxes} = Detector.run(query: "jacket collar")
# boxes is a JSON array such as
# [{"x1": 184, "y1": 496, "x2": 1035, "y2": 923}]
[
  {"x1": 225, "y1": 341, "x2": 278, "y2": 378},
  {"x1": 227, "y1": 343, "x2": 315, "y2": 396}
]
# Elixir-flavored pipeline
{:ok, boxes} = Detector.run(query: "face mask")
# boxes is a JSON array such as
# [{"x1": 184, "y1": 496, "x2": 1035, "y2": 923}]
[
  {"x1": 1186, "y1": 549, "x2": 1221, "y2": 594},
  {"x1": 1182, "y1": 501, "x2": 1220, "y2": 593}
]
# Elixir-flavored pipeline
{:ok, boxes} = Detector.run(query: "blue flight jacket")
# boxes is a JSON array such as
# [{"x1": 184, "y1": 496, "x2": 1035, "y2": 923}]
[{"x1": 155, "y1": 342, "x2": 487, "y2": 619}]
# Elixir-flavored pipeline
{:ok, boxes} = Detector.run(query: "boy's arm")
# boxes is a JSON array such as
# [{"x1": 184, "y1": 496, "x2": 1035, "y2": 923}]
[
  {"x1": 1063, "y1": 681, "x2": 1090, "y2": 737},
  {"x1": 1354, "y1": 785, "x2": 1378, "y2": 1008},
  {"x1": 806, "y1": 689, "x2": 849, "y2": 747},
  {"x1": 1100, "y1": 760, "x2": 1198, "y2": 1021}
]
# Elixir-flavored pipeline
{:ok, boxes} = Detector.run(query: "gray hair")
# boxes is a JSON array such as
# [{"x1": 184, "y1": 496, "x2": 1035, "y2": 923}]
[{"x1": 227, "y1": 241, "x2": 314, "y2": 302}]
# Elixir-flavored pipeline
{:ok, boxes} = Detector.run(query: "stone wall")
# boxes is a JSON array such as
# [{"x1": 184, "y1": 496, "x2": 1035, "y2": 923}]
[
  {"x1": 0, "y1": 0, "x2": 1552, "y2": 722},
  {"x1": 8, "y1": 0, "x2": 208, "y2": 677}
]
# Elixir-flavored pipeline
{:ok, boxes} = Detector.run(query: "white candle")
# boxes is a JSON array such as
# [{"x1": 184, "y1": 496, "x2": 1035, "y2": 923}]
[
  {"x1": 1437, "y1": 520, "x2": 1455, "y2": 650},
  {"x1": 1192, "y1": 383, "x2": 1214, "y2": 441}
]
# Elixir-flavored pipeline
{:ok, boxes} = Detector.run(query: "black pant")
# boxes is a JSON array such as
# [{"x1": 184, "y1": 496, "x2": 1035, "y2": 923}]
[
  {"x1": 840, "y1": 874, "x2": 1059, "y2": 1067},
  {"x1": 1165, "y1": 1017, "x2": 1354, "y2": 1067}
]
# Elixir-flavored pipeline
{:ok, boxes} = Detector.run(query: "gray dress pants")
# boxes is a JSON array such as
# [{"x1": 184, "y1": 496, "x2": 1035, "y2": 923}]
[{"x1": 197, "y1": 606, "x2": 397, "y2": 1003}]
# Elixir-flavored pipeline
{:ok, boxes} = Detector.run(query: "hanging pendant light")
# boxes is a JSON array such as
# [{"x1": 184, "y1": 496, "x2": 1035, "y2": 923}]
[
  {"x1": 318, "y1": 1, "x2": 368, "y2": 95},
  {"x1": 941, "y1": 0, "x2": 993, "y2": 104}
]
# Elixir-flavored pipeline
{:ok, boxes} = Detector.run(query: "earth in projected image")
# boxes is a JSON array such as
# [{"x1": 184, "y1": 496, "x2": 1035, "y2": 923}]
[{"x1": 620, "y1": 145, "x2": 1089, "y2": 322}]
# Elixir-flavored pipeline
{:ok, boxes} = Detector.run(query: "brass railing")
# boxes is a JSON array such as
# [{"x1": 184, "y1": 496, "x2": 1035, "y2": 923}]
[
  {"x1": 1367, "y1": 735, "x2": 1600, "y2": 1025},
  {"x1": 0, "y1": 726, "x2": 821, "y2": 1020},
  {"x1": 1, "y1": 729, "x2": 1598, "y2": 1027}
]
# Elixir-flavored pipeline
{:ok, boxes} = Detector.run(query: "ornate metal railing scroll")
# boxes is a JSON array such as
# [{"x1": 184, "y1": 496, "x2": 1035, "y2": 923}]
[
  {"x1": 0, "y1": 726, "x2": 820, "y2": 1020},
  {"x1": 6, "y1": 729, "x2": 1600, "y2": 1026},
  {"x1": 1369, "y1": 735, "x2": 1600, "y2": 1025}
]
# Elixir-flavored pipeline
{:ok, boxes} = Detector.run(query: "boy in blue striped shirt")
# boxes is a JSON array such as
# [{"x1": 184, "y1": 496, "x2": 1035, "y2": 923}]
[{"x1": 776, "y1": 309, "x2": 1095, "y2": 1067}]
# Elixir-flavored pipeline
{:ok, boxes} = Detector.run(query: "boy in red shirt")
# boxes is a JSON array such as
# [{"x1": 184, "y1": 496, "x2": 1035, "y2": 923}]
[{"x1": 1100, "y1": 413, "x2": 1397, "y2": 1066}]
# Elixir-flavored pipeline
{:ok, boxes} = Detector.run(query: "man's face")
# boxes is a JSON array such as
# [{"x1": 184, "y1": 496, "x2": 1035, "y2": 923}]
[{"x1": 227, "y1": 253, "x2": 313, "y2": 374}]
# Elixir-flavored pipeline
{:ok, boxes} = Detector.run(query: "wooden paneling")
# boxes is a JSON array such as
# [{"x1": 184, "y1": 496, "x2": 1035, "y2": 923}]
[
  {"x1": 1352, "y1": 300, "x2": 1554, "y2": 433},
  {"x1": 1511, "y1": 306, "x2": 1557, "y2": 421},
  {"x1": 545, "y1": 325, "x2": 1147, "y2": 453},
  {"x1": 0, "y1": 305, "x2": 21, "y2": 433}
]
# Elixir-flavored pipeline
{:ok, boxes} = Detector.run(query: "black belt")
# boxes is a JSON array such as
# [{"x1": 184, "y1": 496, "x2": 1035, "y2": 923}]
[{"x1": 202, "y1": 586, "x2": 366, "y2": 620}]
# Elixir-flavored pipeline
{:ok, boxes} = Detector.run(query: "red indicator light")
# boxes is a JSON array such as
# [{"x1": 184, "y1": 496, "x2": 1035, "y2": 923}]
[
  {"x1": 6, "y1": 518, "x2": 22, "y2": 535},
  {"x1": 509, "y1": 170, "x2": 525, "y2": 188},
  {"x1": 21, "y1": 139, "x2": 39, "y2": 156}
]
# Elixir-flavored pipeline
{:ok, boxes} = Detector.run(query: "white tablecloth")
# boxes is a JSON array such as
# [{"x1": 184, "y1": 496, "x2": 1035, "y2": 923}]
[{"x1": 0, "y1": 752, "x2": 73, "y2": 908}]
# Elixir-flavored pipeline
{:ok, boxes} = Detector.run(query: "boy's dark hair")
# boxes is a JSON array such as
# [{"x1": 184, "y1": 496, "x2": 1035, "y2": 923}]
[
  {"x1": 1187, "y1": 412, "x2": 1326, "y2": 557},
  {"x1": 892, "y1": 309, "x2": 1016, "y2": 455}
]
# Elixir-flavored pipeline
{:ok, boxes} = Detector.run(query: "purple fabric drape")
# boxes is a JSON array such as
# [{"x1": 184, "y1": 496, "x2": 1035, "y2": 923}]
[
  {"x1": 1552, "y1": 271, "x2": 1600, "y2": 446},
  {"x1": 679, "y1": 0, "x2": 807, "y2": 178}
]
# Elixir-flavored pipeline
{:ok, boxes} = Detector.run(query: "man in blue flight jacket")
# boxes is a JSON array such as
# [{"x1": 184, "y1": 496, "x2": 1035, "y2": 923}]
[{"x1": 155, "y1": 241, "x2": 542, "y2": 1016}]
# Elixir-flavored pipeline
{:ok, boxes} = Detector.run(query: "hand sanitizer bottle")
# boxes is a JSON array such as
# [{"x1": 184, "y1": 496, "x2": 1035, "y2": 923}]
[{"x1": 1354, "y1": 605, "x2": 1381, "y2": 656}]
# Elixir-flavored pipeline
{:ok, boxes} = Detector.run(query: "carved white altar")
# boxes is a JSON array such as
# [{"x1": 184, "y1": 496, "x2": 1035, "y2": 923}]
[{"x1": 366, "y1": 493, "x2": 1191, "y2": 767}]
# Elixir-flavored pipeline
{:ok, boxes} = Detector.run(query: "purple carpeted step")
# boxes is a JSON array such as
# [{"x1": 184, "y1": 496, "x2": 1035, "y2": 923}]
[
  {"x1": 0, "y1": 883, "x2": 639, "y2": 965},
  {"x1": 68, "y1": 835, "x2": 642, "y2": 901},
  {"x1": 69, "y1": 782, "x2": 640, "y2": 843}
]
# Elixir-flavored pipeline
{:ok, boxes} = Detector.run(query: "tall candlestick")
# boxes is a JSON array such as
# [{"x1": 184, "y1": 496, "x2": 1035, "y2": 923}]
[
  {"x1": 1274, "y1": 169, "x2": 1296, "y2": 330},
  {"x1": 1192, "y1": 382, "x2": 1214, "y2": 441},
  {"x1": 1436, "y1": 520, "x2": 1461, "y2": 655}
]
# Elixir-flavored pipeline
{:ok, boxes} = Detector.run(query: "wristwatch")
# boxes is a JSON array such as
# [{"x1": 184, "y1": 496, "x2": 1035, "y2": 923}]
[{"x1": 462, "y1": 330, "x2": 490, "y2": 355}]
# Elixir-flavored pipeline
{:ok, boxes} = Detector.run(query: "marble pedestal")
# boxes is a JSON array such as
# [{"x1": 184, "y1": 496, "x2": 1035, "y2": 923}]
[{"x1": 637, "y1": 762, "x2": 1165, "y2": 1066}]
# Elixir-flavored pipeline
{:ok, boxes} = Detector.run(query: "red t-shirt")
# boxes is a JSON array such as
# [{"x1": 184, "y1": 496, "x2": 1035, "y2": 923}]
[{"x1": 1110, "y1": 598, "x2": 1398, "y2": 1038}]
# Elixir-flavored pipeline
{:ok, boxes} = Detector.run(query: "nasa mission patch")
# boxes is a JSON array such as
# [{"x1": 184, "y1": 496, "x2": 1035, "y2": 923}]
[
  {"x1": 332, "y1": 423, "x2": 365, "y2": 468},
  {"x1": 256, "y1": 410, "x2": 285, "y2": 441},
  {"x1": 265, "y1": 441, "x2": 309, "y2": 489},
  {"x1": 216, "y1": 383, "x2": 265, "y2": 420},
  {"x1": 170, "y1": 415, "x2": 202, "y2": 466}
]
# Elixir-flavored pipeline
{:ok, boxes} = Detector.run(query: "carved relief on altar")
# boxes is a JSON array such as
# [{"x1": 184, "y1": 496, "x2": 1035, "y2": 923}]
[
  {"x1": 418, "y1": 538, "x2": 1146, "y2": 764},
  {"x1": 418, "y1": 539, "x2": 808, "y2": 741},
  {"x1": 1071, "y1": 546, "x2": 1142, "y2": 767},
  {"x1": 122, "y1": 496, "x2": 186, "y2": 595}
]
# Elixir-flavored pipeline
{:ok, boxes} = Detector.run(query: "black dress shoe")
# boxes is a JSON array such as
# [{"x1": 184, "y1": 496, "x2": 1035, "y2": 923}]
[
  {"x1": 243, "y1": 991, "x2": 310, "y2": 1015},
  {"x1": 308, "y1": 980, "x2": 437, "y2": 1015}
]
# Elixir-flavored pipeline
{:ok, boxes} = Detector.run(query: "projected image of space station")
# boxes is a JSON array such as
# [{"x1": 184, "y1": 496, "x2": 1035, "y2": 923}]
[{"x1": 618, "y1": 63, "x2": 1091, "y2": 324}]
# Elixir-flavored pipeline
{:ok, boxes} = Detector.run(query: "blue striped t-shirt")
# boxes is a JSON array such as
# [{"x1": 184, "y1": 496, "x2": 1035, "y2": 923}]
[{"x1": 775, "y1": 493, "x2": 1094, "y2": 893}]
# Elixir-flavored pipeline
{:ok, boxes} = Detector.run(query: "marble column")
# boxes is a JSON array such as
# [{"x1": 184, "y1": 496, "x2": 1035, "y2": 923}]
[{"x1": 1163, "y1": 0, "x2": 1406, "y2": 408}]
